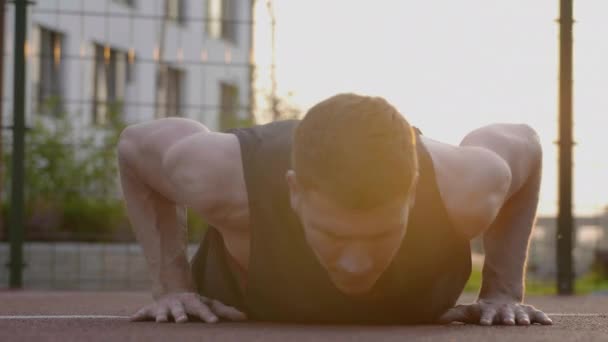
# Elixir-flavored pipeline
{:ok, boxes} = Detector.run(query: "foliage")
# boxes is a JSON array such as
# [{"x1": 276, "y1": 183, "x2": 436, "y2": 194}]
[
  {"x1": 55, "y1": 198, "x2": 128, "y2": 241},
  {"x1": 267, "y1": 91, "x2": 302, "y2": 121},
  {"x1": 2, "y1": 99, "x2": 211, "y2": 242},
  {"x1": 2, "y1": 100, "x2": 129, "y2": 240},
  {"x1": 79, "y1": 102, "x2": 127, "y2": 199},
  {"x1": 254, "y1": 91, "x2": 302, "y2": 123},
  {"x1": 187, "y1": 208, "x2": 208, "y2": 243},
  {"x1": 464, "y1": 265, "x2": 608, "y2": 296},
  {"x1": 221, "y1": 115, "x2": 256, "y2": 131}
]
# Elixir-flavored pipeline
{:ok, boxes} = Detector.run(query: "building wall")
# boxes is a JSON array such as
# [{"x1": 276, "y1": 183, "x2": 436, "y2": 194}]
[{"x1": 2, "y1": 0, "x2": 254, "y2": 133}]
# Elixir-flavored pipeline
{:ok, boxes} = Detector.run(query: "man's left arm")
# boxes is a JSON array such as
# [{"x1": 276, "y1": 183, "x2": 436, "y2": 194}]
[{"x1": 440, "y1": 123, "x2": 552, "y2": 326}]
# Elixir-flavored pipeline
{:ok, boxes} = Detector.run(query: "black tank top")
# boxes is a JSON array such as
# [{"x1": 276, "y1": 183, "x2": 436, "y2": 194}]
[{"x1": 192, "y1": 119, "x2": 471, "y2": 324}]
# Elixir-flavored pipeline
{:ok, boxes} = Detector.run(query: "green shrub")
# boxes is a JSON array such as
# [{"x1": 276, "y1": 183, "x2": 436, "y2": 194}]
[
  {"x1": 2, "y1": 103, "x2": 127, "y2": 241},
  {"x1": 59, "y1": 198, "x2": 129, "y2": 241},
  {"x1": 1, "y1": 102, "x2": 213, "y2": 242},
  {"x1": 187, "y1": 208, "x2": 209, "y2": 243},
  {"x1": 464, "y1": 264, "x2": 608, "y2": 295}
]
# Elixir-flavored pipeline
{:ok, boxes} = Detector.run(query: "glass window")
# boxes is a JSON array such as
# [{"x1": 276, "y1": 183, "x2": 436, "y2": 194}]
[
  {"x1": 207, "y1": 0, "x2": 237, "y2": 44},
  {"x1": 34, "y1": 27, "x2": 64, "y2": 115},
  {"x1": 113, "y1": 0, "x2": 136, "y2": 8},
  {"x1": 156, "y1": 65, "x2": 184, "y2": 118},
  {"x1": 166, "y1": 0, "x2": 185, "y2": 23},
  {"x1": 93, "y1": 44, "x2": 132, "y2": 126}
]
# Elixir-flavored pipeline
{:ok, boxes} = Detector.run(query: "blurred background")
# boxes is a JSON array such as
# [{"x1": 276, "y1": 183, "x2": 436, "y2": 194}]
[{"x1": 0, "y1": 0, "x2": 606, "y2": 295}]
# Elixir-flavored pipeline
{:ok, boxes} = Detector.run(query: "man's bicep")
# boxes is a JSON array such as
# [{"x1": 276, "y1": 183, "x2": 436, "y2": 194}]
[
  {"x1": 162, "y1": 132, "x2": 247, "y2": 214},
  {"x1": 460, "y1": 123, "x2": 541, "y2": 199},
  {"x1": 447, "y1": 148, "x2": 512, "y2": 238}
]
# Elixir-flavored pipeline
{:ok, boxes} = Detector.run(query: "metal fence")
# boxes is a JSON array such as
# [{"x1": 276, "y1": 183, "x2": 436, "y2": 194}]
[
  {"x1": 0, "y1": 0, "x2": 603, "y2": 294},
  {"x1": 0, "y1": 241, "x2": 202, "y2": 290},
  {"x1": 1, "y1": 0, "x2": 259, "y2": 290}
]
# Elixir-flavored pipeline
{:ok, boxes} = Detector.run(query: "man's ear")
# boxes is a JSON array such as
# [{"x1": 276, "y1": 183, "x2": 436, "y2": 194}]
[{"x1": 286, "y1": 170, "x2": 300, "y2": 211}]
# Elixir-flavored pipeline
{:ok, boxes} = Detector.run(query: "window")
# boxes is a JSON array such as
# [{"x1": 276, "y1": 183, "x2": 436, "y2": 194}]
[
  {"x1": 34, "y1": 27, "x2": 64, "y2": 115},
  {"x1": 207, "y1": 0, "x2": 237, "y2": 43},
  {"x1": 92, "y1": 44, "x2": 133, "y2": 126},
  {"x1": 114, "y1": 0, "x2": 135, "y2": 7},
  {"x1": 166, "y1": 0, "x2": 185, "y2": 23},
  {"x1": 156, "y1": 65, "x2": 184, "y2": 118},
  {"x1": 219, "y1": 83, "x2": 239, "y2": 130}
]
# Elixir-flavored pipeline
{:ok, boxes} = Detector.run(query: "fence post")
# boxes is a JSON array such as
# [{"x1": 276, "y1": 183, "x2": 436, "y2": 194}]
[
  {"x1": 556, "y1": 0, "x2": 574, "y2": 295},
  {"x1": 9, "y1": 0, "x2": 31, "y2": 288}
]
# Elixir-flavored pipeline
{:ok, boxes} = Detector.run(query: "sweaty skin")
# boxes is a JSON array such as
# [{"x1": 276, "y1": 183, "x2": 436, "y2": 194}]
[{"x1": 117, "y1": 117, "x2": 550, "y2": 325}]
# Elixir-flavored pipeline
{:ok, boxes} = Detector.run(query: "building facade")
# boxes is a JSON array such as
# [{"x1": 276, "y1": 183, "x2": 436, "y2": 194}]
[{"x1": 2, "y1": 0, "x2": 255, "y2": 134}]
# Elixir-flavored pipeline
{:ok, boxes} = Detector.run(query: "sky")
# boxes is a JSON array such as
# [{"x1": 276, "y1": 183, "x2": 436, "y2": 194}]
[{"x1": 254, "y1": 0, "x2": 608, "y2": 217}]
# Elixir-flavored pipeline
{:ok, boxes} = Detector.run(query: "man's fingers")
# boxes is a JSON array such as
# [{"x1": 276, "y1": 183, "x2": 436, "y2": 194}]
[
  {"x1": 130, "y1": 293, "x2": 244, "y2": 324},
  {"x1": 479, "y1": 307, "x2": 497, "y2": 326},
  {"x1": 443, "y1": 301, "x2": 551, "y2": 326},
  {"x1": 530, "y1": 309, "x2": 553, "y2": 325},
  {"x1": 210, "y1": 300, "x2": 248, "y2": 321},
  {"x1": 500, "y1": 306, "x2": 516, "y2": 325},
  {"x1": 129, "y1": 307, "x2": 153, "y2": 322},
  {"x1": 514, "y1": 308, "x2": 530, "y2": 325},
  {"x1": 155, "y1": 307, "x2": 169, "y2": 323},
  {"x1": 169, "y1": 301, "x2": 188, "y2": 323},
  {"x1": 190, "y1": 301, "x2": 219, "y2": 323}
]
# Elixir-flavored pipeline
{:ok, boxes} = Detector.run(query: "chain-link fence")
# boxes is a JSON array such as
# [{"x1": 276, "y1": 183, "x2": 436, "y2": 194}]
[
  {"x1": 2, "y1": 0, "x2": 607, "y2": 294},
  {"x1": 1, "y1": 0, "x2": 258, "y2": 290}
]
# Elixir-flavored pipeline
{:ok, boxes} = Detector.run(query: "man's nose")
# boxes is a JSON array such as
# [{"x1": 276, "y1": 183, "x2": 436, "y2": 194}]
[{"x1": 336, "y1": 248, "x2": 373, "y2": 275}]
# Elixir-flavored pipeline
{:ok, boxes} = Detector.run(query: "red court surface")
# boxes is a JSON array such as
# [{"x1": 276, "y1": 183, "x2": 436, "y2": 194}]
[{"x1": 1, "y1": 291, "x2": 607, "y2": 341}]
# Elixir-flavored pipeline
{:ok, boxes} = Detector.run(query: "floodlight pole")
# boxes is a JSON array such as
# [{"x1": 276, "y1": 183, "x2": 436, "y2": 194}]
[{"x1": 556, "y1": 0, "x2": 574, "y2": 295}]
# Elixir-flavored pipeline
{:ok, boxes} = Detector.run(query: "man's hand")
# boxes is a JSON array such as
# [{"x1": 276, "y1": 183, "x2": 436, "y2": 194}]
[
  {"x1": 438, "y1": 298, "x2": 553, "y2": 326},
  {"x1": 130, "y1": 292, "x2": 247, "y2": 323}
]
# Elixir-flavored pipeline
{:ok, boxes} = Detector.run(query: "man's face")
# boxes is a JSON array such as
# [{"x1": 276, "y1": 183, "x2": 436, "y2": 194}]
[{"x1": 286, "y1": 170, "x2": 417, "y2": 295}]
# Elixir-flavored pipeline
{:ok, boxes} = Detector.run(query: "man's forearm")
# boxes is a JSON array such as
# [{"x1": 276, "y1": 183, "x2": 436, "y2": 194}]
[
  {"x1": 480, "y1": 222, "x2": 528, "y2": 302},
  {"x1": 479, "y1": 166, "x2": 541, "y2": 302},
  {"x1": 119, "y1": 154, "x2": 193, "y2": 299},
  {"x1": 157, "y1": 205, "x2": 195, "y2": 297}
]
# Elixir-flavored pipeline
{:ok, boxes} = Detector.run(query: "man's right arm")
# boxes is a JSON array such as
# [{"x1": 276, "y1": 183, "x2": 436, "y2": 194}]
[{"x1": 116, "y1": 118, "x2": 247, "y2": 323}]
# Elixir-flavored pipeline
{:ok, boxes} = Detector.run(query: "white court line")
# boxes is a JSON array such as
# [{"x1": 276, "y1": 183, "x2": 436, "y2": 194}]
[
  {"x1": 0, "y1": 314, "x2": 605, "y2": 320},
  {"x1": 0, "y1": 315, "x2": 129, "y2": 320}
]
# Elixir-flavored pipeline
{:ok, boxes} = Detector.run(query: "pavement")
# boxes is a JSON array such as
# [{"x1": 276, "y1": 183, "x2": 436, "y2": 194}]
[{"x1": 1, "y1": 291, "x2": 607, "y2": 342}]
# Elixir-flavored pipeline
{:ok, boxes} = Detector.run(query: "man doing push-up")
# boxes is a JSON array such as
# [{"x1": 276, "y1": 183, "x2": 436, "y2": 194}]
[{"x1": 118, "y1": 93, "x2": 551, "y2": 325}]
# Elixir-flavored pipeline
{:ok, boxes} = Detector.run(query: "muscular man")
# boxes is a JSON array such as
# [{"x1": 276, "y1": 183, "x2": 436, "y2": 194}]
[{"x1": 118, "y1": 93, "x2": 552, "y2": 325}]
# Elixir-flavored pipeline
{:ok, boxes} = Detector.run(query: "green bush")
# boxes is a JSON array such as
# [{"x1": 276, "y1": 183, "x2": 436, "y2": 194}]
[
  {"x1": 2, "y1": 200, "x2": 210, "y2": 242},
  {"x1": 59, "y1": 198, "x2": 129, "y2": 241},
  {"x1": 187, "y1": 208, "x2": 209, "y2": 243},
  {"x1": 464, "y1": 264, "x2": 608, "y2": 295},
  {"x1": 1, "y1": 101, "x2": 212, "y2": 242},
  {"x1": 2, "y1": 102, "x2": 128, "y2": 241}
]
